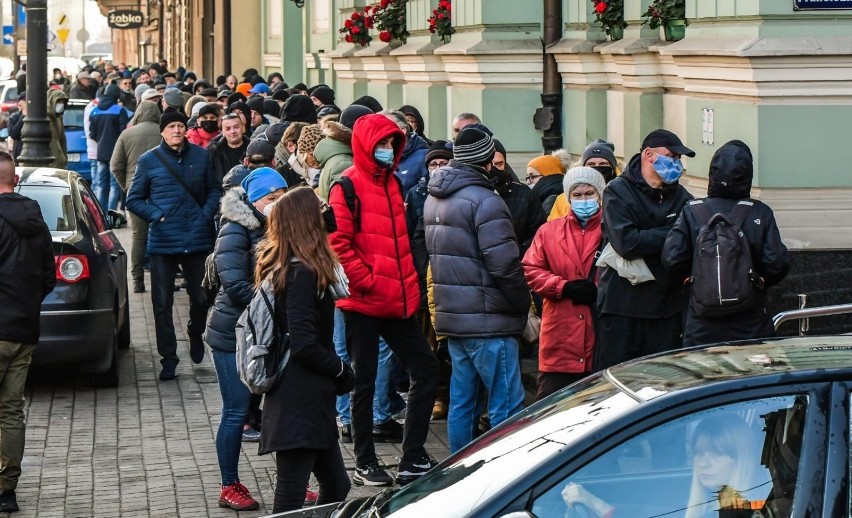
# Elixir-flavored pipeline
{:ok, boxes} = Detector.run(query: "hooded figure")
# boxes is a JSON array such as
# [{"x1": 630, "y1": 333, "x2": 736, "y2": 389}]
[
  {"x1": 662, "y1": 140, "x2": 789, "y2": 347},
  {"x1": 46, "y1": 88, "x2": 70, "y2": 168},
  {"x1": 396, "y1": 131, "x2": 430, "y2": 196},
  {"x1": 398, "y1": 105, "x2": 432, "y2": 145},
  {"x1": 315, "y1": 121, "x2": 354, "y2": 201}
]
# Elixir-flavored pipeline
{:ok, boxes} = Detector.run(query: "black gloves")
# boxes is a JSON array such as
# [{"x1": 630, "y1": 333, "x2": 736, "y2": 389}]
[
  {"x1": 562, "y1": 280, "x2": 598, "y2": 306},
  {"x1": 335, "y1": 360, "x2": 356, "y2": 396}
]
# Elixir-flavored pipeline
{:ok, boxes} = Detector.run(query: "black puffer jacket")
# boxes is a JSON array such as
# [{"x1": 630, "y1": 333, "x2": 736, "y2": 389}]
[
  {"x1": 531, "y1": 174, "x2": 564, "y2": 214},
  {"x1": 662, "y1": 140, "x2": 789, "y2": 346},
  {"x1": 405, "y1": 176, "x2": 429, "y2": 310},
  {"x1": 207, "y1": 136, "x2": 249, "y2": 185},
  {"x1": 598, "y1": 153, "x2": 693, "y2": 319},
  {"x1": 425, "y1": 160, "x2": 530, "y2": 338},
  {"x1": 203, "y1": 187, "x2": 265, "y2": 352},
  {"x1": 259, "y1": 264, "x2": 341, "y2": 454},
  {"x1": 0, "y1": 193, "x2": 56, "y2": 343}
]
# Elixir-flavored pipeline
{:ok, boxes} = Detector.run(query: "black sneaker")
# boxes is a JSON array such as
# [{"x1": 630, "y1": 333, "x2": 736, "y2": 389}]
[
  {"x1": 159, "y1": 362, "x2": 178, "y2": 381},
  {"x1": 372, "y1": 419, "x2": 403, "y2": 443},
  {"x1": 133, "y1": 278, "x2": 146, "y2": 293},
  {"x1": 353, "y1": 462, "x2": 393, "y2": 486},
  {"x1": 396, "y1": 454, "x2": 438, "y2": 486},
  {"x1": 0, "y1": 489, "x2": 18, "y2": 512}
]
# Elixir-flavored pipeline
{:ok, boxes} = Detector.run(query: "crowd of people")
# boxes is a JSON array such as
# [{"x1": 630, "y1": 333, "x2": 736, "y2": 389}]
[{"x1": 2, "y1": 59, "x2": 792, "y2": 514}]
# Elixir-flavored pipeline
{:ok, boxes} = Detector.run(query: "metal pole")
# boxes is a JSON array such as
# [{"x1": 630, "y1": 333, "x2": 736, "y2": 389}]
[
  {"x1": 18, "y1": 0, "x2": 55, "y2": 167},
  {"x1": 537, "y1": 0, "x2": 563, "y2": 153},
  {"x1": 12, "y1": 0, "x2": 20, "y2": 73}
]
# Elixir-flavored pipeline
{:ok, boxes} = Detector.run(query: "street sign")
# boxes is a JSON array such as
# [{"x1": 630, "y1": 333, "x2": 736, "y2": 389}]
[
  {"x1": 57, "y1": 28, "x2": 69, "y2": 44},
  {"x1": 59, "y1": 13, "x2": 68, "y2": 26},
  {"x1": 107, "y1": 10, "x2": 145, "y2": 29},
  {"x1": 17, "y1": 5, "x2": 25, "y2": 26},
  {"x1": 2, "y1": 26, "x2": 12, "y2": 45},
  {"x1": 16, "y1": 40, "x2": 26, "y2": 56},
  {"x1": 794, "y1": 0, "x2": 852, "y2": 8},
  {"x1": 77, "y1": 29, "x2": 90, "y2": 44}
]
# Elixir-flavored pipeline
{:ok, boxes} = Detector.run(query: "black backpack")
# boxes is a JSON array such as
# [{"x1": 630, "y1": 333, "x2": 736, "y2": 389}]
[
  {"x1": 332, "y1": 174, "x2": 403, "y2": 232},
  {"x1": 688, "y1": 199, "x2": 763, "y2": 318}
]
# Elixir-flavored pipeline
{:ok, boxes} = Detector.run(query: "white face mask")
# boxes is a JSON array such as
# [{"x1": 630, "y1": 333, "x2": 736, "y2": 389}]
[
  {"x1": 263, "y1": 203, "x2": 274, "y2": 217},
  {"x1": 288, "y1": 153, "x2": 304, "y2": 175},
  {"x1": 55, "y1": 103, "x2": 65, "y2": 114},
  {"x1": 307, "y1": 167, "x2": 322, "y2": 186}
]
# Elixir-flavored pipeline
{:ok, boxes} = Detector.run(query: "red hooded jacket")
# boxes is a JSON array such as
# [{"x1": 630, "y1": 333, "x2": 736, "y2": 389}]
[{"x1": 328, "y1": 114, "x2": 420, "y2": 319}]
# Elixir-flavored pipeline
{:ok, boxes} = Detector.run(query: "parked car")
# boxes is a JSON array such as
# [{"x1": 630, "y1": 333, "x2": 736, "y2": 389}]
[
  {"x1": 282, "y1": 336, "x2": 851, "y2": 517},
  {"x1": 0, "y1": 79, "x2": 19, "y2": 119},
  {"x1": 15, "y1": 167, "x2": 129, "y2": 387},
  {"x1": 63, "y1": 99, "x2": 92, "y2": 181}
]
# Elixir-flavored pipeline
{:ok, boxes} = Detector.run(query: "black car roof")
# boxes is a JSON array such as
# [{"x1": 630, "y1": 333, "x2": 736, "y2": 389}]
[
  {"x1": 16, "y1": 167, "x2": 74, "y2": 188},
  {"x1": 608, "y1": 335, "x2": 852, "y2": 400}
]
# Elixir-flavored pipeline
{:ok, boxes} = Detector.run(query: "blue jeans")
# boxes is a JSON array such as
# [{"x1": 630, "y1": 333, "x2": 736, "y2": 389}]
[
  {"x1": 94, "y1": 160, "x2": 121, "y2": 212},
  {"x1": 334, "y1": 309, "x2": 404, "y2": 426},
  {"x1": 212, "y1": 349, "x2": 253, "y2": 485},
  {"x1": 447, "y1": 336, "x2": 525, "y2": 453}
]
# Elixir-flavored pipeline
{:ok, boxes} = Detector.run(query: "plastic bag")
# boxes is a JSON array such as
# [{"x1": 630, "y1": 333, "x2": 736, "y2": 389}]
[{"x1": 596, "y1": 243, "x2": 655, "y2": 285}]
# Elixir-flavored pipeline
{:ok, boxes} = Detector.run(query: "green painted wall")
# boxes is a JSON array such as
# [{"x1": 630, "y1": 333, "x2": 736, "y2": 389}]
[
  {"x1": 684, "y1": 98, "x2": 759, "y2": 182},
  {"x1": 563, "y1": 88, "x2": 608, "y2": 155},
  {"x1": 283, "y1": 1, "x2": 305, "y2": 84},
  {"x1": 623, "y1": 92, "x2": 663, "y2": 158},
  {"x1": 482, "y1": 88, "x2": 542, "y2": 152},
  {"x1": 402, "y1": 84, "x2": 448, "y2": 141}
]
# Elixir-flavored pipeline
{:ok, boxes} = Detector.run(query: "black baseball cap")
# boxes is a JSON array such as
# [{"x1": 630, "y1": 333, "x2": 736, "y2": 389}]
[{"x1": 641, "y1": 129, "x2": 695, "y2": 157}]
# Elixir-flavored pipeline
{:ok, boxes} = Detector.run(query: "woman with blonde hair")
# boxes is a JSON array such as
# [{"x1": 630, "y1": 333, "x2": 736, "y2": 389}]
[{"x1": 254, "y1": 187, "x2": 354, "y2": 512}]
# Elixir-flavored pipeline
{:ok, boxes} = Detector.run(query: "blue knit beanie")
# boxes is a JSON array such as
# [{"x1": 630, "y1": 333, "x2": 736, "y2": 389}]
[{"x1": 241, "y1": 167, "x2": 288, "y2": 203}]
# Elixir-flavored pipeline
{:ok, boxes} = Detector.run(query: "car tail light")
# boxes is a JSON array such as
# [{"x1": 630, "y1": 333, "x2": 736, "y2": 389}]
[{"x1": 55, "y1": 254, "x2": 90, "y2": 283}]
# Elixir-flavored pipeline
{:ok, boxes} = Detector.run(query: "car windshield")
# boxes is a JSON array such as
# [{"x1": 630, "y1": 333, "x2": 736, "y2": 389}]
[
  {"x1": 3, "y1": 85, "x2": 17, "y2": 103},
  {"x1": 374, "y1": 375, "x2": 664, "y2": 517},
  {"x1": 63, "y1": 105, "x2": 85, "y2": 130},
  {"x1": 16, "y1": 185, "x2": 76, "y2": 232}
]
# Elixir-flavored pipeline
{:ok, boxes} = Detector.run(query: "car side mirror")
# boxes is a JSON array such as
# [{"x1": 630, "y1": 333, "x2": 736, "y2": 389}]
[{"x1": 0, "y1": 128, "x2": 9, "y2": 139}]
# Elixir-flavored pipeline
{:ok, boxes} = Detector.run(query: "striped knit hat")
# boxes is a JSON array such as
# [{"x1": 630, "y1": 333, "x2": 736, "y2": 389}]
[{"x1": 453, "y1": 127, "x2": 495, "y2": 166}]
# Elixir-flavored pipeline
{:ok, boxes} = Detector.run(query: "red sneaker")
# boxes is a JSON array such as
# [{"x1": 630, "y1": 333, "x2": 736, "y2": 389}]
[
  {"x1": 304, "y1": 487, "x2": 319, "y2": 506},
  {"x1": 218, "y1": 482, "x2": 260, "y2": 511}
]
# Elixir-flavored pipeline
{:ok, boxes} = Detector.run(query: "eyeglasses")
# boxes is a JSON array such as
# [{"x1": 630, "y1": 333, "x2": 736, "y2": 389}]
[
  {"x1": 525, "y1": 173, "x2": 543, "y2": 185},
  {"x1": 428, "y1": 160, "x2": 448, "y2": 171},
  {"x1": 221, "y1": 113, "x2": 241, "y2": 121}
]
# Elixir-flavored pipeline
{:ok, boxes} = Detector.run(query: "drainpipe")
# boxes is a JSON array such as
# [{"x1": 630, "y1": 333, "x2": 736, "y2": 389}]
[
  {"x1": 223, "y1": 0, "x2": 231, "y2": 75},
  {"x1": 533, "y1": 0, "x2": 563, "y2": 153}
]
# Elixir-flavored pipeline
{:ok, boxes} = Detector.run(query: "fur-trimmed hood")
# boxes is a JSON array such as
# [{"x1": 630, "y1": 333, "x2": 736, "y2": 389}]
[
  {"x1": 323, "y1": 120, "x2": 352, "y2": 146},
  {"x1": 219, "y1": 187, "x2": 262, "y2": 230}
]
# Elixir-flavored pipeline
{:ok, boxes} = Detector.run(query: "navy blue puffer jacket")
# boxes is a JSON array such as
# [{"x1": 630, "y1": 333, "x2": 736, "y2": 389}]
[
  {"x1": 126, "y1": 139, "x2": 221, "y2": 254},
  {"x1": 204, "y1": 187, "x2": 266, "y2": 352},
  {"x1": 425, "y1": 160, "x2": 530, "y2": 338}
]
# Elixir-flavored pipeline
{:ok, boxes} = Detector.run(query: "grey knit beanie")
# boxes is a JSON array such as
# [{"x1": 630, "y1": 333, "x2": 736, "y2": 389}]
[{"x1": 564, "y1": 166, "x2": 606, "y2": 200}]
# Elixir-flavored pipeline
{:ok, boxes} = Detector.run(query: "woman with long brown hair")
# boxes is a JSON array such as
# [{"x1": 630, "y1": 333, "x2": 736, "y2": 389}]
[{"x1": 255, "y1": 186, "x2": 354, "y2": 512}]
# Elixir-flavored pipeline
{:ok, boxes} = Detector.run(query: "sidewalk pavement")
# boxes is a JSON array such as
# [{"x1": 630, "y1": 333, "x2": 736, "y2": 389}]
[{"x1": 15, "y1": 226, "x2": 451, "y2": 517}]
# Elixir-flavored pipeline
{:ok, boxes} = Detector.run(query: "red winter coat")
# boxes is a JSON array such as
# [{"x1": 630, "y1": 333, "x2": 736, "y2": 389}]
[
  {"x1": 328, "y1": 114, "x2": 420, "y2": 319},
  {"x1": 522, "y1": 211, "x2": 602, "y2": 374}
]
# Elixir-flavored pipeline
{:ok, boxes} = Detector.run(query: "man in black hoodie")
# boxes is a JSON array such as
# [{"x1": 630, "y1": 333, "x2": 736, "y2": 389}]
[
  {"x1": 596, "y1": 129, "x2": 694, "y2": 370},
  {"x1": 89, "y1": 83, "x2": 130, "y2": 213},
  {"x1": 662, "y1": 140, "x2": 789, "y2": 347},
  {"x1": 0, "y1": 154, "x2": 56, "y2": 512}
]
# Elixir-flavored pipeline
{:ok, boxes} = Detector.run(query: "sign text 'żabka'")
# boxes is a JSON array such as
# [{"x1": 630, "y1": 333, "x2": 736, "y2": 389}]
[{"x1": 107, "y1": 10, "x2": 145, "y2": 29}]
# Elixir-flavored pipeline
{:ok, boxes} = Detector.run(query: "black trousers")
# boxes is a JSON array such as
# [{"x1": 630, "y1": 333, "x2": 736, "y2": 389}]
[
  {"x1": 594, "y1": 313, "x2": 682, "y2": 371},
  {"x1": 535, "y1": 372, "x2": 586, "y2": 401},
  {"x1": 150, "y1": 253, "x2": 209, "y2": 366},
  {"x1": 273, "y1": 447, "x2": 350, "y2": 513},
  {"x1": 343, "y1": 310, "x2": 439, "y2": 467}
]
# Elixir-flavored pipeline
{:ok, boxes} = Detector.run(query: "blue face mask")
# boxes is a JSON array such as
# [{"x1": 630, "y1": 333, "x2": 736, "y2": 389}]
[
  {"x1": 653, "y1": 153, "x2": 684, "y2": 184},
  {"x1": 571, "y1": 199, "x2": 599, "y2": 222},
  {"x1": 374, "y1": 148, "x2": 394, "y2": 165}
]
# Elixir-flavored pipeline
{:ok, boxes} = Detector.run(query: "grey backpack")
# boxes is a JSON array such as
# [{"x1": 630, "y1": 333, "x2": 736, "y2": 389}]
[{"x1": 235, "y1": 279, "x2": 291, "y2": 394}]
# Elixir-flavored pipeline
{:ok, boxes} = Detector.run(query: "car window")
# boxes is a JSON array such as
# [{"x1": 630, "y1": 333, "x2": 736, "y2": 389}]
[
  {"x1": 63, "y1": 104, "x2": 85, "y2": 129},
  {"x1": 4, "y1": 86, "x2": 17, "y2": 103},
  {"x1": 16, "y1": 185, "x2": 76, "y2": 231},
  {"x1": 531, "y1": 395, "x2": 807, "y2": 518}
]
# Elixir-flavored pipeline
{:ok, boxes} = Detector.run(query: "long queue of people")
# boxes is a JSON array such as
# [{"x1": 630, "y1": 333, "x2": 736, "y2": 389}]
[{"x1": 35, "y1": 62, "x2": 791, "y2": 514}]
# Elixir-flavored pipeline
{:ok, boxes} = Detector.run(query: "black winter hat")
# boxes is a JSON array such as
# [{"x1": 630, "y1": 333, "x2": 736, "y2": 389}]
[
  {"x1": 199, "y1": 88, "x2": 218, "y2": 98},
  {"x1": 242, "y1": 68, "x2": 259, "y2": 80},
  {"x1": 198, "y1": 103, "x2": 220, "y2": 118},
  {"x1": 340, "y1": 104, "x2": 372, "y2": 130},
  {"x1": 184, "y1": 72, "x2": 197, "y2": 82},
  {"x1": 264, "y1": 122, "x2": 289, "y2": 146},
  {"x1": 280, "y1": 94, "x2": 318, "y2": 124},
  {"x1": 352, "y1": 95, "x2": 383, "y2": 113},
  {"x1": 263, "y1": 98, "x2": 281, "y2": 117},
  {"x1": 228, "y1": 101, "x2": 251, "y2": 127},
  {"x1": 425, "y1": 140, "x2": 453, "y2": 166},
  {"x1": 245, "y1": 139, "x2": 277, "y2": 163},
  {"x1": 453, "y1": 127, "x2": 495, "y2": 166},
  {"x1": 581, "y1": 139, "x2": 617, "y2": 168},
  {"x1": 160, "y1": 108, "x2": 188, "y2": 132},
  {"x1": 310, "y1": 86, "x2": 335, "y2": 106},
  {"x1": 708, "y1": 140, "x2": 753, "y2": 200},
  {"x1": 226, "y1": 92, "x2": 246, "y2": 107},
  {"x1": 493, "y1": 138, "x2": 507, "y2": 158},
  {"x1": 271, "y1": 89, "x2": 290, "y2": 102},
  {"x1": 246, "y1": 95, "x2": 265, "y2": 114}
]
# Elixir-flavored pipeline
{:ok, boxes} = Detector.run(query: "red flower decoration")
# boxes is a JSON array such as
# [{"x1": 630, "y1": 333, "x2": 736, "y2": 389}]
[
  {"x1": 379, "y1": 31, "x2": 392, "y2": 42},
  {"x1": 345, "y1": 34, "x2": 353, "y2": 43},
  {"x1": 428, "y1": 0, "x2": 455, "y2": 43},
  {"x1": 344, "y1": 19, "x2": 353, "y2": 28},
  {"x1": 372, "y1": 0, "x2": 410, "y2": 44},
  {"x1": 595, "y1": 1, "x2": 607, "y2": 14},
  {"x1": 351, "y1": 26, "x2": 361, "y2": 34},
  {"x1": 380, "y1": 0, "x2": 390, "y2": 7},
  {"x1": 365, "y1": 16, "x2": 374, "y2": 28},
  {"x1": 351, "y1": 11, "x2": 361, "y2": 20}
]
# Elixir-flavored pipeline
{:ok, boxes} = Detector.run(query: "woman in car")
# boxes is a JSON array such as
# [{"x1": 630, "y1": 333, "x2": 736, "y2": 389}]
[
  {"x1": 254, "y1": 187, "x2": 354, "y2": 512},
  {"x1": 522, "y1": 167, "x2": 606, "y2": 400}
]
